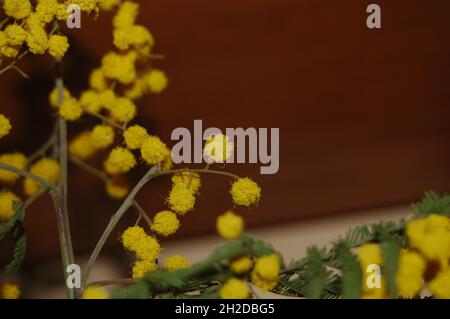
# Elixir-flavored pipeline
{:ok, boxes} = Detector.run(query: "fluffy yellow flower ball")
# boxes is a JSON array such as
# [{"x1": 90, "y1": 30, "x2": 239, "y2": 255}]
[
  {"x1": 59, "y1": 97, "x2": 83, "y2": 121},
  {"x1": 49, "y1": 87, "x2": 71, "y2": 108},
  {"x1": 164, "y1": 255, "x2": 190, "y2": 271},
  {"x1": 220, "y1": 278, "x2": 249, "y2": 299},
  {"x1": 113, "y1": 25, "x2": 153, "y2": 51},
  {"x1": 101, "y1": 51, "x2": 137, "y2": 85},
  {"x1": 216, "y1": 211, "x2": 244, "y2": 240},
  {"x1": 81, "y1": 286, "x2": 109, "y2": 299},
  {"x1": 230, "y1": 256, "x2": 253, "y2": 275},
  {"x1": 0, "y1": 191, "x2": 21, "y2": 222},
  {"x1": 407, "y1": 214, "x2": 450, "y2": 262},
  {"x1": 26, "y1": 16, "x2": 49, "y2": 55},
  {"x1": 133, "y1": 235, "x2": 161, "y2": 262},
  {"x1": 151, "y1": 210, "x2": 180, "y2": 237},
  {"x1": 167, "y1": 184, "x2": 196, "y2": 215},
  {"x1": 4, "y1": 24, "x2": 27, "y2": 46},
  {"x1": 80, "y1": 90, "x2": 102, "y2": 113},
  {"x1": 230, "y1": 177, "x2": 261, "y2": 207},
  {"x1": 146, "y1": 69, "x2": 168, "y2": 94},
  {"x1": 2, "y1": 283, "x2": 20, "y2": 299},
  {"x1": 69, "y1": 131, "x2": 96, "y2": 160},
  {"x1": 132, "y1": 259, "x2": 157, "y2": 278},
  {"x1": 396, "y1": 249, "x2": 426, "y2": 298},
  {"x1": 99, "y1": 89, "x2": 117, "y2": 110},
  {"x1": 171, "y1": 171, "x2": 201, "y2": 194},
  {"x1": 121, "y1": 226, "x2": 147, "y2": 250},
  {"x1": 0, "y1": 114, "x2": 12, "y2": 139},
  {"x1": 90, "y1": 125, "x2": 115, "y2": 149},
  {"x1": 104, "y1": 147, "x2": 136, "y2": 175},
  {"x1": 141, "y1": 136, "x2": 168, "y2": 165},
  {"x1": 113, "y1": 1, "x2": 139, "y2": 30},
  {"x1": 35, "y1": 0, "x2": 58, "y2": 24},
  {"x1": 203, "y1": 134, "x2": 233, "y2": 164},
  {"x1": 105, "y1": 178, "x2": 129, "y2": 200},
  {"x1": 89, "y1": 68, "x2": 109, "y2": 92},
  {"x1": 0, "y1": 153, "x2": 26, "y2": 184},
  {"x1": 357, "y1": 243, "x2": 383, "y2": 270},
  {"x1": 110, "y1": 97, "x2": 136, "y2": 123},
  {"x1": 124, "y1": 125, "x2": 148, "y2": 150},
  {"x1": 3, "y1": 0, "x2": 32, "y2": 20},
  {"x1": 48, "y1": 34, "x2": 69, "y2": 59},
  {"x1": 24, "y1": 158, "x2": 60, "y2": 196},
  {"x1": 428, "y1": 268, "x2": 450, "y2": 299},
  {"x1": 99, "y1": 0, "x2": 118, "y2": 11},
  {"x1": 251, "y1": 254, "x2": 280, "y2": 291}
]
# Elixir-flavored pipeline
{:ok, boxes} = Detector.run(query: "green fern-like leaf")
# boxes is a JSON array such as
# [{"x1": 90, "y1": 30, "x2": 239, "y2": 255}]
[{"x1": 5, "y1": 222, "x2": 26, "y2": 273}]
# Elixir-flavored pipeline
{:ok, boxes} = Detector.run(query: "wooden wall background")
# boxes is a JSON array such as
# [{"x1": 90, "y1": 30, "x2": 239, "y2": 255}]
[{"x1": 1, "y1": 0, "x2": 450, "y2": 262}]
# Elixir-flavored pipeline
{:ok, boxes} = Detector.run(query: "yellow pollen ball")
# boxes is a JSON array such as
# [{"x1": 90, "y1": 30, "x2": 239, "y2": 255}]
[{"x1": 216, "y1": 211, "x2": 244, "y2": 240}]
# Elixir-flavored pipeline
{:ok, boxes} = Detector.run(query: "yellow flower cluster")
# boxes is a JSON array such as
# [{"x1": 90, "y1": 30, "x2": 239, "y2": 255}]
[
  {"x1": 24, "y1": 158, "x2": 60, "y2": 196},
  {"x1": 355, "y1": 215, "x2": 450, "y2": 299},
  {"x1": 163, "y1": 255, "x2": 190, "y2": 271},
  {"x1": 251, "y1": 254, "x2": 280, "y2": 291},
  {"x1": 203, "y1": 134, "x2": 234, "y2": 164},
  {"x1": 81, "y1": 286, "x2": 109, "y2": 299},
  {"x1": 151, "y1": 210, "x2": 180, "y2": 237},
  {"x1": 1, "y1": 282, "x2": 20, "y2": 299},
  {"x1": 230, "y1": 178, "x2": 261, "y2": 207},
  {"x1": 220, "y1": 278, "x2": 249, "y2": 299},
  {"x1": 0, "y1": 191, "x2": 21, "y2": 222},
  {"x1": 0, "y1": 114, "x2": 12, "y2": 139},
  {"x1": 230, "y1": 256, "x2": 254, "y2": 275},
  {"x1": 0, "y1": 0, "x2": 79, "y2": 59},
  {"x1": 0, "y1": 153, "x2": 26, "y2": 184},
  {"x1": 216, "y1": 211, "x2": 244, "y2": 240},
  {"x1": 121, "y1": 226, "x2": 160, "y2": 278}
]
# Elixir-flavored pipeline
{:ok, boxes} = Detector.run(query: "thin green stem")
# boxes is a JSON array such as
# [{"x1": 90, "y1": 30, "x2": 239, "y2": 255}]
[
  {"x1": 133, "y1": 201, "x2": 153, "y2": 227},
  {"x1": 52, "y1": 61, "x2": 76, "y2": 299},
  {"x1": 0, "y1": 163, "x2": 57, "y2": 190},
  {"x1": 85, "y1": 110, "x2": 124, "y2": 131},
  {"x1": 82, "y1": 166, "x2": 159, "y2": 287}
]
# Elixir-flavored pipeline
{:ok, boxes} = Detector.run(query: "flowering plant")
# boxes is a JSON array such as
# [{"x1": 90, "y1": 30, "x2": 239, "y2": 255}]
[{"x1": 0, "y1": 1, "x2": 449, "y2": 300}]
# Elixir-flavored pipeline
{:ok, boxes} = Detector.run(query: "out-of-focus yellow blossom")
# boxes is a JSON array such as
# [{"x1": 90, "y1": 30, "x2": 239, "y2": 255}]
[
  {"x1": 146, "y1": 69, "x2": 168, "y2": 94},
  {"x1": 203, "y1": 134, "x2": 233, "y2": 164},
  {"x1": 407, "y1": 214, "x2": 450, "y2": 263},
  {"x1": 89, "y1": 68, "x2": 109, "y2": 92},
  {"x1": 124, "y1": 125, "x2": 148, "y2": 150},
  {"x1": 251, "y1": 254, "x2": 280, "y2": 291},
  {"x1": 0, "y1": 191, "x2": 21, "y2": 222},
  {"x1": 48, "y1": 34, "x2": 69, "y2": 58},
  {"x1": 132, "y1": 259, "x2": 157, "y2": 278},
  {"x1": 80, "y1": 90, "x2": 102, "y2": 113},
  {"x1": 171, "y1": 171, "x2": 201, "y2": 194},
  {"x1": 101, "y1": 51, "x2": 137, "y2": 85},
  {"x1": 428, "y1": 268, "x2": 450, "y2": 299},
  {"x1": 396, "y1": 249, "x2": 426, "y2": 298},
  {"x1": 167, "y1": 184, "x2": 196, "y2": 215},
  {"x1": 164, "y1": 255, "x2": 190, "y2": 271},
  {"x1": 82, "y1": 286, "x2": 109, "y2": 299},
  {"x1": 122, "y1": 227, "x2": 161, "y2": 268},
  {"x1": 2, "y1": 283, "x2": 20, "y2": 299},
  {"x1": 25, "y1": 15, "x2": 49, "y2": 55},
  {"x1": 113, "y1": 1, "x2": 139, "y2": 30},
  {"x1": 230, "y1": 178, "x2": 261, "y2": 207},
  {"x1": 59, "y1": 97, "x2": 83, "y2": 121},
  {"x1": 113, "y1": 25, "x2": 153, "y2": 51},
  {"x1": 124, "y1": 76, "x2": 148, "y2": 100},
  {"x1": 141, "y1": 136, "x2": 168, "y2": 165},
  {"x1": 35, "y1": 0, "x2": 58, "y2": 24},
  {"x1": 4, "y1": 24, "x2": 27, "y2": 46},
  {"x1": 110, "y1": 97, "x2": 136, "y2": 123},
  {"x1": 98, "y1": 89, "x2": 116, "y2": 110},
  {"x1": 151, "y1": 210, "x2": 180, "y2": 237},
  {"x1": 220, "y1": 278, "x2": 249, "y2": 299},
  {"x1": 216, "y1": 211, "x2": 244, "y2": 240},
  {"x1": 99, "y1": 0, "x2": 118, "y2": 11},
  {"x1": 0, "y1": 153, "x2": 27, "y2": 184},
  {"x1": 121, "y1": 226, "x2": 146, "y2": 250},
  {"x1": 357, "y1": 243, "x2": 386, "y2": 299},
  {"x1": 90, "y1": 125, "x2": 115, "y2": 149},
  {"x1": 69, "y1": 0, "x2": 101, "y2": 13},
  {"x1": 104, "y1": 147, "x2": 136, "y2": 175},
  {"x1": 69, "y1": 132, "x2": 97, "y2": 160},
  {"x1": 230, "y1": 256, "x2": 253, "y2": 275},
  {"x1": 105, "y1": 178, "x2": 129, "y2": 199},
  {"x1": 56, "y1": 3, "x2": 70, "y2": 21},
  {"x1": 24, "y1": 158, "x2": 59, "y2": 195},
  {"x1": 3, "y1": 0, "x2": 32, "y2": 20},
  {"x1": 161, "y1": 147, "x2": 173, "y2": 172},
  {"x1": 49, "y1": 87, "x2": 71, "y2": 108},
  {"x1": 0, "y1": 114, "x2": 12, "y2": 139}
]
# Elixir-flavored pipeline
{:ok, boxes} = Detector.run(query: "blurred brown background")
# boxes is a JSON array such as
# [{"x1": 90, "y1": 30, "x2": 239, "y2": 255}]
[{"x1": 1, "y1": 0, "x2": 450, "y2": 265}]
